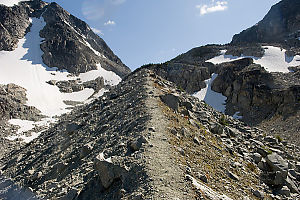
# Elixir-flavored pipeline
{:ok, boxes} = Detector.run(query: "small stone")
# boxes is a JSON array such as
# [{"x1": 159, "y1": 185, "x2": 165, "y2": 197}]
[
  {"x1": 148, "y1": 127, "x2": 155, "y2": 132},
  {"x1": 28, "y1": 169, "x2": 35, "y2": 175},
  {"x1": 177, "y1": 147, "x2": 185, "y2": 156},
  {"x1": 295, "y1": 162, "x2": 300, "y2": 172},
  {"x1": 199, "y1": 174, "x2": 208, "y2": 183},
  {"x1": 160, "y1": 93, "x2": 180, "y2": 111},
  {"x1": 258, "y1": 159, "x2": 266, "y2": 170},
  {"x1": 130, "y1": 136, "x2": 147, "y2": 152},
  {"x1": 66, "y1": 123, "x2": 80, "y2": 134},
  {"x1": 278, "y1": 186, "x2": 291, "y2": 197},
  {"x1": 266, "y1": 153, "x2": 289, "y2": 174},
  {"x1": 256, "y1": 147, "x2": 268, "y2": 158},
  {"x1": 252, "y1": 190, "x2": 264, "y2": 199},
  {"x1": 285, "y1": 176, "x2": 299, "y2": 193},
  {"x1": 193, "y1": 136, "x2": 201, "y2": 145},
  {"x1": 94, "y1": 155, "x2": 127, "y2": 189},
  {"x1": 80, "y1": 143, "x2": 93, "y2": 158},
  {"x1": 226, "y1": 170, "x2": 239, "y2": 181},
  {"x1": 252, "y1": 153, "x2": 262, "y2": 164},
  {"x1": 186, "y1": 167, "x2": 192, "y2": 174},
  {"x1": 210, "y1": 123, "x2": 223, "y2": 135},
  {"x1": 273, "y1": 171, "x2": 287, "y2": 185}
]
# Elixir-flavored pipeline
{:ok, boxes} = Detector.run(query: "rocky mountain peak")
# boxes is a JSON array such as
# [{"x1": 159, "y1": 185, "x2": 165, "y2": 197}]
[
  {"x1": 231, "y1": 0, "x2": 300, "y2": 47},
  {"x1": 0, "y1": 0, "x2": 130, "y2": 77}
]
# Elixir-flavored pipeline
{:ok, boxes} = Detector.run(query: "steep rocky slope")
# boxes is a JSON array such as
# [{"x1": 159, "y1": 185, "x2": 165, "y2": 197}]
[
  {"x1": 0, "y1": 0, "x2": 131, "y2": 146},
  {"x1": 1, "y1": 69, "x2": 300, "y2": 199},
  {"x1": 211, "y1": 58, "x2": 300, "y2": 124}
]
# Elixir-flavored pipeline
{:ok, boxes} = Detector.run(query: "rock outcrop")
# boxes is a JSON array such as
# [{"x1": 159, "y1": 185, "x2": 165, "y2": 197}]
[
  {"x1": 40, "y1": 2, "x2": 130, "y2": 76},
  {"x1": 231, "y1": 0, "x2": 300, "y2": 48},
  {"x1": 0, "y1": 2, "x2": 32, "y2": 51},
  {"x1": 144, "y1": 45, "x2": 221, "y2": 94},
  {"x1": 211, "y1": 57, "x2": 300, "y2": 124},
  {"x1": 0, "y1": 84, "x2": 42, "y2": 121},
  {"x1": 47, "y1": 76, "x2": 105, "y2": 94}
]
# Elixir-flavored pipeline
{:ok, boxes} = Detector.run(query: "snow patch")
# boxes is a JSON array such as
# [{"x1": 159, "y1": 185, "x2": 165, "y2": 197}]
[
  {"x1": 6, "y1": 118, "x2": 56, "y2": 143},
  {"x1": 7, "y1": 132, "x2": 40, "y2": 143},
  {"x1": 79, "y1": 64, "x2": 121, "y2": 86},
  {"x1": 207, "y1": 46, "x2": 300, "y2": 73},
  {"x1": 255, "y1": 46, "x2": 300, "y2": 72},
  {"x1": 193, "y1": 73, "x2": 227, "y2": 113},
  {"x1": 8, "y1": 119, "x2": 34, "y2": 134},
  {"x1": 0, "y1": 16, "x2": 118, "y2": 117},
  {"x1": 0, "y1": 0, "x2": 30, "y2": 7},
  {"x1": 233, "y1": 112, "x2": 243, "y2": 120},
  {"x1": 206, "y1": 50, "x2": 251, "y2": 65}
]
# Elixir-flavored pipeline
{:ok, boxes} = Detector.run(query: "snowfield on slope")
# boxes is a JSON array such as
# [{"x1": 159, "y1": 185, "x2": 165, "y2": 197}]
[
  {"x1": 0, "y1": 16, "x2": 120, "y2": 142},
  {"x1": 0, "y1": 17, "x2": 120, "y2": 117},
  {"x1": 6, "y1": 118, "x2": 56, "y2": 143},
  {"x1": 207, "y1": 46, "x2": 300, "y2": 73},
  {"x1": 193, "y1": 74, "x2": 227, "y2": 113}
]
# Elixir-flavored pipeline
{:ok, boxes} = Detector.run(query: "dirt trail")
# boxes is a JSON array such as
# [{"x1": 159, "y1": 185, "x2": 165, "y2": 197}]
[{"x1": 141, "y1": 75, "x2": 194, "y2": 199}]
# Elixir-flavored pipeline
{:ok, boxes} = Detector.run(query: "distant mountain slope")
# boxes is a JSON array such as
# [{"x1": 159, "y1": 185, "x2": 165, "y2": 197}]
[
  {"x1": 231, "y1": 0, "x2": 300, "y2": 47},
  {"x1": 0, "y1": 0, "x2": 130, "y2": 77}
]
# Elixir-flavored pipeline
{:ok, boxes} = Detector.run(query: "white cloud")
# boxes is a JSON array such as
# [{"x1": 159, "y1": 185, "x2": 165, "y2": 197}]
[
  {"x1": 82, "y1": 0, "x2": 125, "y2": 20},
  {"x1": 111, "y1": 0, "x2": 126, "y2": 5},
  {"x1": 91, "y1": 27, "x2": 103, "y2": 35},
  {"x1": 196, "y1": 1, "x2": 228, "y2": 16},
  {"x1": 104, "y1": 20, "x2": 116, "y2": 26},
  {"x1": 82, "y1": 1, "x2": 105, "y2": 20}
]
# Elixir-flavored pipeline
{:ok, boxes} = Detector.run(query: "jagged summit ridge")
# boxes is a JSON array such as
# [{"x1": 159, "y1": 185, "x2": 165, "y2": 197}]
[{"x1": 0, "y1": 0, "x2": 130, "y2": 77}]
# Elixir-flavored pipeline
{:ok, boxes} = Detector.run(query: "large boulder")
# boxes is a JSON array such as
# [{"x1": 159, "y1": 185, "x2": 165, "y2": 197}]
[
  {"x1": 160, "y1": 93, "x2": 181, "y2": 111},
  {"x1": 266, "y1": 153, "x2": 289, "y2": 174},
  {"x1": 94, "y1": 154, "x2": 127, "y2": 189}
]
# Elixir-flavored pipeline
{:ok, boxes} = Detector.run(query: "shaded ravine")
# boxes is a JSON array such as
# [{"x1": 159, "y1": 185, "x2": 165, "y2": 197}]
[{"x1": 0, "y1": 174, "x2": 40, "y2": 200}]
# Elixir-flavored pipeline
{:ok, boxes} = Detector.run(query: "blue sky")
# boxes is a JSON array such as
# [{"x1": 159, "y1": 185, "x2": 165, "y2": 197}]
[{"x1": 47, "y1": 0, "x2": 280, "y2": 70}]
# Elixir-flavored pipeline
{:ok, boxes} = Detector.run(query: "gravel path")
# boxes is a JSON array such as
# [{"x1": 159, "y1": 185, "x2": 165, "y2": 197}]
[{"x1": 142, "y1": 75, "x2": 194, "y2": 199}]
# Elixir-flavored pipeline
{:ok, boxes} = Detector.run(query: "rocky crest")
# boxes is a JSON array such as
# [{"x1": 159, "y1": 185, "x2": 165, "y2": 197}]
[{"x1": 144, "y1": 45, "x2": 221, "y2": 93}]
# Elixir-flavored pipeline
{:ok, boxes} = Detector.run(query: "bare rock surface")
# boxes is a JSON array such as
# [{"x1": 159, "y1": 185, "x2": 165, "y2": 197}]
[
  {"x1": 0, "y1": 84, "x2": 42, "y2": 121},
  {"x1": 1, "y1": 69, "x2": 299, "y2": 199}
]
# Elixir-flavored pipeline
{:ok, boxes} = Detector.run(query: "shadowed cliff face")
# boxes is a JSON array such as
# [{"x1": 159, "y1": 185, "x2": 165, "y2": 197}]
[{"x1": 231, "y1": 0, "x2": 300, "y2": 47}]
